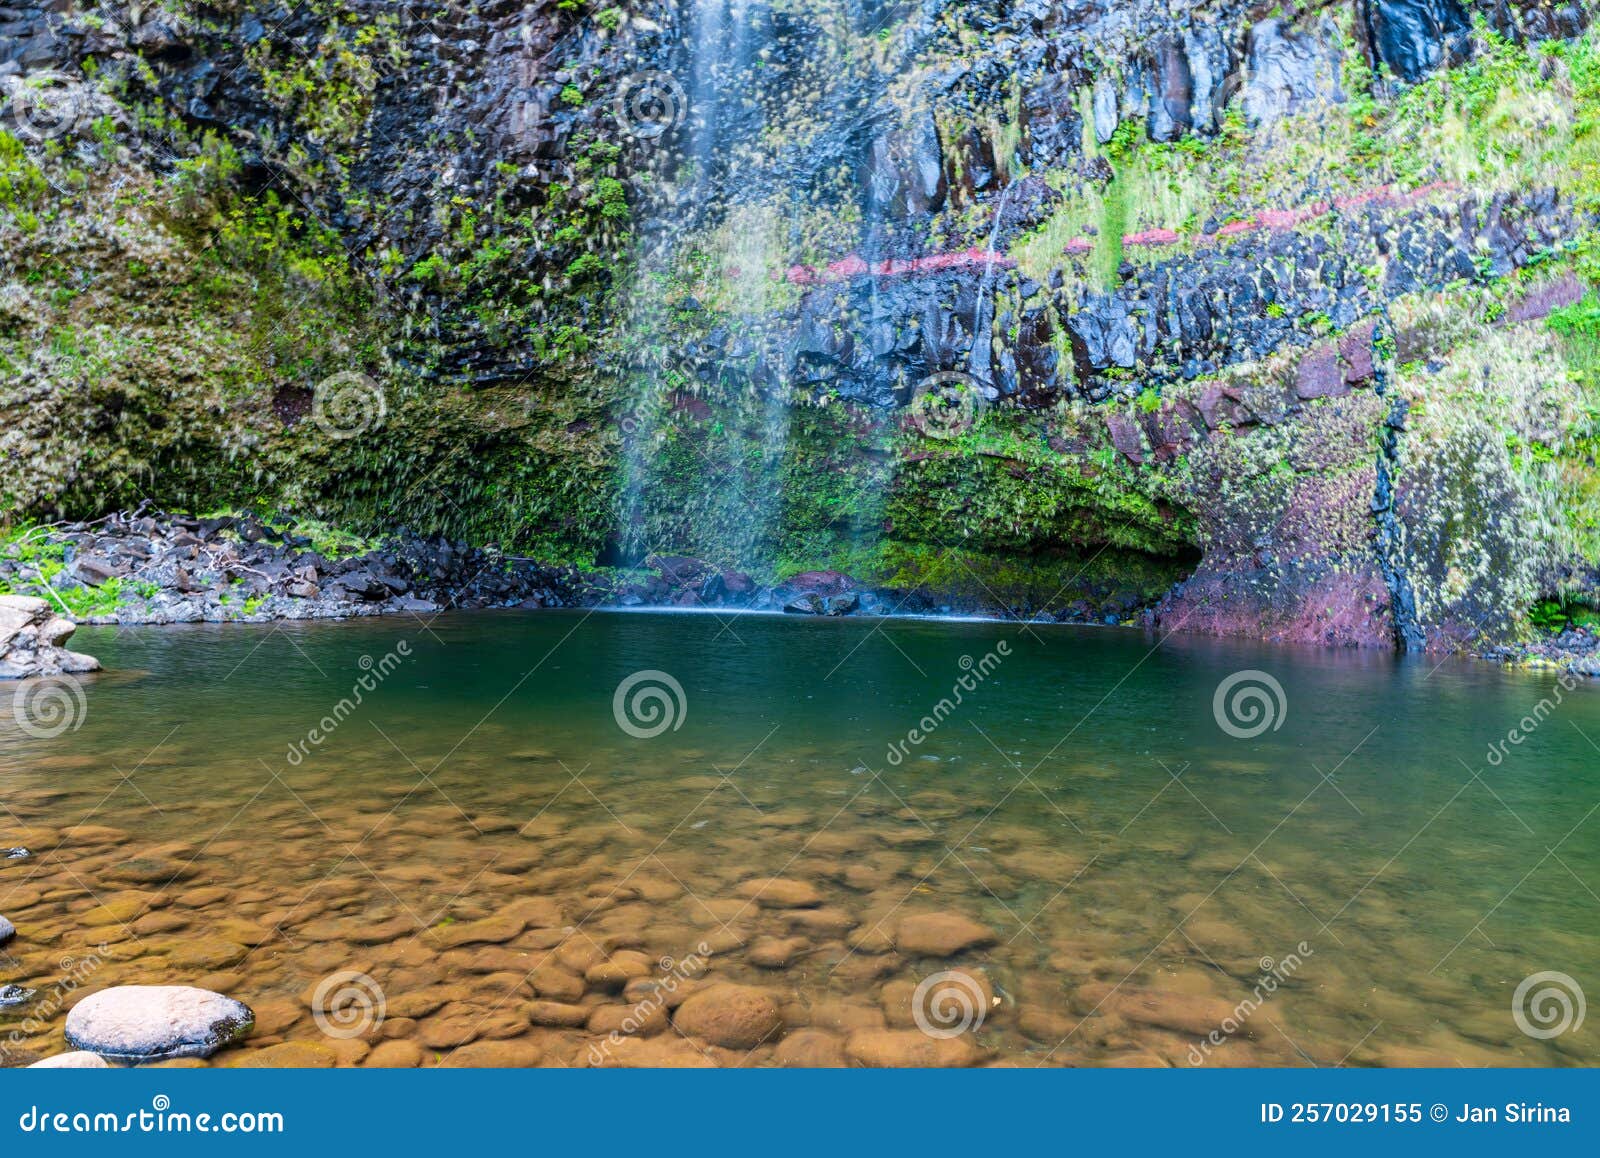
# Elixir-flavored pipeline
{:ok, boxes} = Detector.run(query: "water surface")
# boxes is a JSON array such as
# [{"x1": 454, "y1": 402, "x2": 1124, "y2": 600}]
[{"x1": 2, "y1": 611, "x2": 1597, "y2": 1066}]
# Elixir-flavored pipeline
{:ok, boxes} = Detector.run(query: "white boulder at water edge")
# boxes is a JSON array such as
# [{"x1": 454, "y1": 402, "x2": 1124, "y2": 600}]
[
  {"x1": 0, "y1": 595, "x2": 101, "y2": 680},
  {"x1": 27, "y1": 1052, "x2": 110, "y2": 1069},
  {"x1": 63, "y1": 986, "x2": 255, "y2": 1062}
]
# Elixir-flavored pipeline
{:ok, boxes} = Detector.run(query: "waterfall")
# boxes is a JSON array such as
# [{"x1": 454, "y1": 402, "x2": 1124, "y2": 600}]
[
  {"x1": 611, "y1": 1, "x2": 933, "y2": 581},
  {"x1": 614, "y1": 0, "x2": 783, "y2": 572}
]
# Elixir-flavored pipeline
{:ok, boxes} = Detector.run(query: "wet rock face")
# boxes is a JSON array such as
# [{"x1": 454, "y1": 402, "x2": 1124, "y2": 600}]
[
  {"x1": 1244, "y1": 17, "x2": 1345, "y2": 125},
  {"x1": 1360, "y1": 0, "x2": 1473, "y2": 83}
]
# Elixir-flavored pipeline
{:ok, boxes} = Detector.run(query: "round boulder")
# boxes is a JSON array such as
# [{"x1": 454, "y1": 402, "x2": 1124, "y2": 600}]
[
  {"x1": 64, "y1": 985, "x2": 254, "y2": 1062},
  {"x1": 673, "y1": 983, "x2": 783, "y2": 1049},
  {"x1": 28, "y1": 1052, "x2": 109, "y2": 1069}
]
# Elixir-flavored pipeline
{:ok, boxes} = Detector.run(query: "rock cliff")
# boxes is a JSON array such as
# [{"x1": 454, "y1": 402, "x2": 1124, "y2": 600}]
[{"x1": 2, "y1": 1, "x2": 1597, "y2": 652}]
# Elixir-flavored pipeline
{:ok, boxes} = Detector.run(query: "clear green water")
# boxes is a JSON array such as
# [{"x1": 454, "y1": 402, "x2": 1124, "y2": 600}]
[{"x1": 2, "y1": 610, "x2": 1597, "y2": 1067}]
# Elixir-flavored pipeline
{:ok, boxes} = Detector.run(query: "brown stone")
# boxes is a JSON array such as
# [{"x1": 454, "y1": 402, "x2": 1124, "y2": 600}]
[
  {"x1": 844, "y1": 1029, "x2": 985, "y2": 1067},
  {"x1": 529, "y1": 965, "x2": 585, "y2": 1003},
  {"x1": 364, "y1": 1039, "x2": 424, "y2": 1068},
  {"x1": 775, "y1": 1028, "x2": 848, "y2": 1067},
  {"x1": 748, "y1": 936, "x2": 809, "y2": 969},
  {"x1": 423, "y1": 912, "x2": 525, "y2": 949},
  {"x1": 584, "y1": 950, "x2": 654, "y2": 990},
  {"x1": 674, "y1": 983, "x2": 784, "y2": 1049},
  {"x1": 166, "y1": 938, "x2": 250, "y2": 970},
  {"x1": 80, "y1": 891, "x2": 163, "y2": 927},
  {"x1": 227, "y1": 1041, "x2": 338, "y2": 1068},
  {"x1": 784, "y1": 908, "x2": 858, "y2": 936},
  {"x1": 441, "y1": 1040, "x2": 543, "y2": 1067},
  {"x1": 131, "y1": 911, "x2": 191, "y2": 936},
  {"x1": 175, "y1": 886, "x2": 231, "y2": 908},
  {"x1": 735, "y1": 878, "x2": 822, "y2": 908},
  {"x1": 579, "y1": 1036, "x2": 716, "y2": 1068},
  {"x1": 524, "y1": 1000, "x2": 590, "y2": 1028},
  {"x1": 894, "y1": 912, "x2": 996, "y2": 957},
  {"x1": 587, "y1": 1001, "x2": 668, "y2": 1037}
]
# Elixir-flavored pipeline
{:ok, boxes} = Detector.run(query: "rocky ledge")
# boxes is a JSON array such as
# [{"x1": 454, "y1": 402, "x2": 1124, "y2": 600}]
[
  {"x1": 0, "y1": 595, "x2": 101, "y2": 680},
  {"x1": 4, "y1": 509, "x2": 1592, "y2": 678},
  {"x1": 0, "y1": 508, "x2": 596, "y2": 632}
]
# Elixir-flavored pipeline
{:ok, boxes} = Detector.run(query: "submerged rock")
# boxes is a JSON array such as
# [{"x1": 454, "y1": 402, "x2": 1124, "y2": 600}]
[
  {"x1": 894, "y1": 912, "x2": 998, "y2": 957},
  {"x1": 64, "y1": 985, "x2": 254, "y2": 1062},
  {"x1": 673, "y1": 983, "x2": 784, "y2": 1048}
]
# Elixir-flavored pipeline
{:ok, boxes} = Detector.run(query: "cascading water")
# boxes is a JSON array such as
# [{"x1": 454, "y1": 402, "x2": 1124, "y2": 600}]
[
  {"x1": 614, "y1": 0, "x2": 781, "y2": 571},
  {"x1": 611, "y1": 1, "x2": 969, "y2": 581}
]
